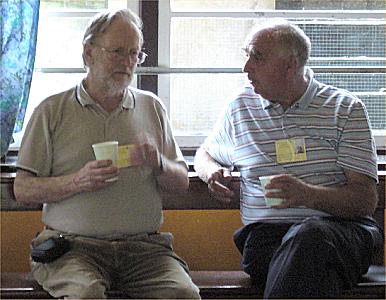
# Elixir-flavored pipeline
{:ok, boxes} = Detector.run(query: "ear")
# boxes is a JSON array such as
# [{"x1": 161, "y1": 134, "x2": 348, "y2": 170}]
[
  {"x1": 83, "y1": 44, "x2": 94, "y2": 67},
  {"x1": 286, "y1": 54, "x2": 299, "y2": 74}
]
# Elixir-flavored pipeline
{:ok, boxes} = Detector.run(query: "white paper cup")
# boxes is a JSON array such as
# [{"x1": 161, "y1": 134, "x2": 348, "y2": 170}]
[
  {"x1": 259, "y1": 175, "x2": 283, "y2": 206},
  {"x1": 92, "y1": 141, "x2": 118, "y2": 182},
  {"x1": 92, "y1": 141, "x2": 118, "y2": 165}
]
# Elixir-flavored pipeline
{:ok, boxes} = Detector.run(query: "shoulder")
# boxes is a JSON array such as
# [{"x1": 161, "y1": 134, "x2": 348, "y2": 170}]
[
  {"x1": 315, "y1": 82, "x2": 364, "y2": 108},
  {"x1": 128, "y1": 87, "x2": 166, "y2": 112},
  {"x1": 33, "y1": 86, "x2": 77, "y2": 116},
  {"x1": 227, "y1": 85, "x2": 265, "y2": 113},
  {"x1": 232, "y1": 85, "x2": 261, "y2": 102}
]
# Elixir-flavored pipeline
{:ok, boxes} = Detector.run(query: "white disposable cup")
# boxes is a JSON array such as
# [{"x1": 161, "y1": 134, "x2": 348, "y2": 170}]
[
  {"x1": 92, "y1": 141, "x2": 119, "y2": 165},
  {"x1": 259, "y1": 175, "x2": 283, "y2": 206},
  {"x1": 92, "y1": 141, "x2": 119, "y2": 182}
]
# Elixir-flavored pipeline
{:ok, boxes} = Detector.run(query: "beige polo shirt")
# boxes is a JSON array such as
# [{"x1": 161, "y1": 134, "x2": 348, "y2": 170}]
[{"x1": 17, "y1": 83, "x2": 187, "y2": 238}]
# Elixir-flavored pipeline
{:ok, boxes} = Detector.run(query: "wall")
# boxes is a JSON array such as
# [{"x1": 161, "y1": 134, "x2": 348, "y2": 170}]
[
  {"x1": 1, "y1": 210, "x2": 243, "y2": 272},
  {"x1": 2, "y1": 209, "x2": 384, "y2": 273}
]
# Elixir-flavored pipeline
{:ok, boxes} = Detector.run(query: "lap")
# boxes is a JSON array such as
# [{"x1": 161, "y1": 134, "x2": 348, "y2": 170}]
[
  {"x1": 234, "y1": 216, "x2": 383, "y2": 278},
  {"x1": 31, "y1": 230, "x2": 199, "y2": 299}
]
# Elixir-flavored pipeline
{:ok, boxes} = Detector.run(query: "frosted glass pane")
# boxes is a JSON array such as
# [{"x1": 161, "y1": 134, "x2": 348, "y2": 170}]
[
  {"x1": 169, "y1": 73, "x2": 248, "y2": 135},
  {"x1": 40, "y1": 0, "x2": 107, "y2": 9},
  {"x1": 35, "y1": 17, "x2": 90, "y2": 68},
  {"x1": 170, "y1": 0, "x2": 385, "y2": 11},
  {"x1": 171, "y1": 18, "x2": 385, "y2": 68},
  {"x1": 171, "y1": 0, "x2": 274, "y2": 11},
  {"x1": 171, "y1": 18, "x2": 257, "y2": 68}
]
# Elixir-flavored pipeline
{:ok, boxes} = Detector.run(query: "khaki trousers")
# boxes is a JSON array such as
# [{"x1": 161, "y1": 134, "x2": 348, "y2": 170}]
[{"x1": 31, "y1": 229, "x2": 200, "y2": 299}]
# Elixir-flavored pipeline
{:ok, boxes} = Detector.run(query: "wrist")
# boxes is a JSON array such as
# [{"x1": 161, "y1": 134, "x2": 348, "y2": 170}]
[{"x1": 71, "y1": 173, "x2": 82, "y2": 193}]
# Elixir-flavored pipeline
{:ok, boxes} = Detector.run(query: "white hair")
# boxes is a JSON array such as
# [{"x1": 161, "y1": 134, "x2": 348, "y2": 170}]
[
  {"x1": 82, "y1": 9, "x2": 143, "y2": 68},
  {"x1": 246, "y1": 19, "x2": 311, "y2": 67}
]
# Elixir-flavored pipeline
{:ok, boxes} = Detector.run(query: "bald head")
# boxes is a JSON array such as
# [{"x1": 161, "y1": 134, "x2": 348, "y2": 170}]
[{"x1": 245, "y1": 20, "x2": 311, "y2": 68}]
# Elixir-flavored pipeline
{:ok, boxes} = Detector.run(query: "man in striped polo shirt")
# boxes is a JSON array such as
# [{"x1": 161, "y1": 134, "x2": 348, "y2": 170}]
[{"x1": 194, "y1": 20, "x2": 383, "y2": 298}]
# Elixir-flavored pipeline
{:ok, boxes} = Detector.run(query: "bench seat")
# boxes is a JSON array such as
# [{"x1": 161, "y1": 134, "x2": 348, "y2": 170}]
[{"x1": 1, "y1": 266, "x2": 385, "y2": 299}]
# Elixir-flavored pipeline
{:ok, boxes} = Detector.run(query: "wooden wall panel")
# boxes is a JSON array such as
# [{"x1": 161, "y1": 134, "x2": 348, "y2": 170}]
[{"x1": 0, "y1": 210, "x2": 243, "y2": 272}]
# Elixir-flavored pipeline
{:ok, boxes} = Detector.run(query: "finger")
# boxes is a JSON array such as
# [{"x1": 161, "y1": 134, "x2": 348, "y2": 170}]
[
  {"x1": 209, "y1": 186, "x2": 234, "y2": 201},
  {"x1": 209, "y1": 171, "x2": 223, "y2": 181},
  {"x1": 210, "y1": 191, "x2": 232, "y2": 203},
  {"x1": 210, "y1": 181, "x2": 233, "y2": 195},
  {"x1": 92, "y1": 159, "x2": 114, "y2": 168},
  {"x1": 265, "y1": 190, "x2": 285, "y2": 199}
]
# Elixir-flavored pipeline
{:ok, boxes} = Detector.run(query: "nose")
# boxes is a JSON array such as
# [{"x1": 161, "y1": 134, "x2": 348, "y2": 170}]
[{"x1": 243, "y1": 57, "x2": 252, "y2": 73}]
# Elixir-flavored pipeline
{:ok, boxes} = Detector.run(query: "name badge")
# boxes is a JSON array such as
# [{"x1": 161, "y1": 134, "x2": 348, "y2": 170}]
[{"x1": 275, "y1": 138, "x2": 307, "y2": 163}]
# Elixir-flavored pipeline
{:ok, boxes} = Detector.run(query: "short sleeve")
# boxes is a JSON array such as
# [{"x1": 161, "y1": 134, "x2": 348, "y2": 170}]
[
  {"x1": 336, "y1": 98, "x2": 378, "y2": 182},
  {"x1": 17, "y1": 102, "x2": 53, "y2": 176},
  {"x1": 202, "y1": 106, "x2": 235, "y2": 168}
]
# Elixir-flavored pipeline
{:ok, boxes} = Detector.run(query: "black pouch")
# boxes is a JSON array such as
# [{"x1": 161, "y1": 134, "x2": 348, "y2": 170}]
[{"x1": 31, "y1": 235, "x2": 70, "y2": 263}]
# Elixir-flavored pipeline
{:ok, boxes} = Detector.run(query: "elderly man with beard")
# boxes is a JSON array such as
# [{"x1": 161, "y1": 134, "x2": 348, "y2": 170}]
[{"x1": 14, "y1": 8, "x2": 200, "y2": 299}]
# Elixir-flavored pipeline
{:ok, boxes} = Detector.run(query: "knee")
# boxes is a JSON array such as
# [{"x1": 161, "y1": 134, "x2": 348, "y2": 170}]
[
  {"x1": 65, "y1": 279, "x2": 107, "y2": 299},
  {"x1": 171, "y1": 283, "x2": 201, "y2": 299},
  {"x1": 282, "y1": 217, "x2": 332, "y2": 250},
  {"x1": 160, "y1": 283, "x2": 201, "y2": 299}
]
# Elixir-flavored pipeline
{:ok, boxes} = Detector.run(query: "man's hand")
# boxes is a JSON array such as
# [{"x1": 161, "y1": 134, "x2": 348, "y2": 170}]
[
  {"x1": 264, "y1": 171, "x2": 377, "y2": 218},
  {"x1": 194, "y1": 146, "x2": 239, "y2": 203},
  {"x1": 135, "y1": 143, "x2": 162, "y2": 170},
  {"x1": 264, "y1": 174, "x2": 311, "y2": 208},
  {"x1": 73, "y1": 160, "x2": 119, "y2": 192},
  {"x1": 207, "y1": 168, "x2": 237, "y2": 203}
]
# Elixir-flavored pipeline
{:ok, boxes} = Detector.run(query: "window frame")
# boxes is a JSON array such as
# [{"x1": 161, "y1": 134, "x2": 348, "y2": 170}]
[
  {"x1": 9, "y1": 0, "x2": 386, "y2": 152},
  {"x1": 153, "y1": 0, "x2": 386, "y2": 149}
]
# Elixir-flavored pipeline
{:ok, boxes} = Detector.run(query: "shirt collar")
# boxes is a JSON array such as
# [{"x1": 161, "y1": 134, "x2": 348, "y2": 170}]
[
  {"x1": 76, "y1": 81, "x2": 135, "y2": 109},
  {"x1": 294, "y1": 67, "x2": 318, "y2": 109}
]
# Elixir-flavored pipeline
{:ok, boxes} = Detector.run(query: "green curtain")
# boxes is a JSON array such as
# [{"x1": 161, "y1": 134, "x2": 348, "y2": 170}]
[{"x1": 1, "y1": 0, "x2": 40, "y2": 158}]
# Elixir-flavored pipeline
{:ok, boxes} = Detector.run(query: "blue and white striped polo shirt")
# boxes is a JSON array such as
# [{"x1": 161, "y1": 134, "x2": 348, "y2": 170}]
[{"x1": 203, "y1": 68, "x2": 378, "y2": 224}]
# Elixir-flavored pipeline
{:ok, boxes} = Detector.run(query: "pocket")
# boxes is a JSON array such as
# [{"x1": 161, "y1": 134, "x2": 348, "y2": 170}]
[{"x1": 31, "y1": 236, "x2": 70, "y2": 263}]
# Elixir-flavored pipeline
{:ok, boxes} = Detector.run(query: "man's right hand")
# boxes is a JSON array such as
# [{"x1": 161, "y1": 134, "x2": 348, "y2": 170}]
[
  {"x1": 207, "y1": 168, "x2": 236, "y2": 203},
  {"x1": 73, "y1": 160, "x2": 119, "y2": 192}
]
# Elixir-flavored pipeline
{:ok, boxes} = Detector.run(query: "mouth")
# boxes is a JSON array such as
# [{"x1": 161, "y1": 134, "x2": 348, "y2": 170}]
[
  {"x1": 248, "y1": 78, "x2": 257, "y2": 86},
  {"x1": 115, "y1": 72, "x2": 131, "y2": 77}
]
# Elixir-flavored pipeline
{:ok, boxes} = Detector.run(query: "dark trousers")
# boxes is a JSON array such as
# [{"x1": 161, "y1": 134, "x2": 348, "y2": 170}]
[{"x1": 233, "y1": 216, "x2": 384, "y2": 299}]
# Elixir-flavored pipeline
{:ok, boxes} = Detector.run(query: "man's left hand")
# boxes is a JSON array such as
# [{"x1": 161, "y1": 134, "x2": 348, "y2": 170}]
[{"x1": 265, "y1": 174, "x2": 311, "y2": 208}]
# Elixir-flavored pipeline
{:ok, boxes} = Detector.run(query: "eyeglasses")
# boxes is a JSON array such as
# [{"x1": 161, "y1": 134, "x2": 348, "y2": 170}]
[
  {"x1": 242, "y1": 46, "x2": 262, "y2": 62},
  {"x1": 94, "y1": 44, "x2": 147, "y2": 64}
]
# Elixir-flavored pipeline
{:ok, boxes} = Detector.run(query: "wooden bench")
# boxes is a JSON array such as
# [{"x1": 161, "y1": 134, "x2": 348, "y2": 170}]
[
  {"x1": 1, "y1": 154, "x2": 385, "y2": 299},
  {"x1": 1, "y1": 267, "x2": 385, "y2": 299}
]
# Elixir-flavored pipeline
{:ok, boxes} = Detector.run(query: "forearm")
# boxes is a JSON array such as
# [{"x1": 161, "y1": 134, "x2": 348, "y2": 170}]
[
  {"x1": 309, "y1": 182, "x2": 378, "y2": 218},
  {"x1": 194, "y1": 146, "x2": 224, "y2": 183},
  {"x1": 14, "y1": 171, "x2": 79, "y2": 204},
  {"x1": 156, "y1": 157, "x2": 189, "y2": 192},
  {"x1": 270, "y1": 171, "x2": 378, "y2": 218}
]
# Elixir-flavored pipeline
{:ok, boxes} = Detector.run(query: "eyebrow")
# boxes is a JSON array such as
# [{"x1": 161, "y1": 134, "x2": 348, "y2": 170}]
[{"x1": 248, "y1": 47, "x2": 263, "y2": 61}]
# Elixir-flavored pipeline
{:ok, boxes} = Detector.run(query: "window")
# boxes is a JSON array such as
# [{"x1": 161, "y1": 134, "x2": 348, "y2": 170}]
[
  {"x1": 12, "y1": 0, "x2": 386, "y2": 151},
  {"x1": 11, "y1": 0, "x2": 139, "y2": 146},
  {"x1": 158, "y1": 0, "x2": 386, "y2": 148}
]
